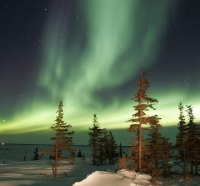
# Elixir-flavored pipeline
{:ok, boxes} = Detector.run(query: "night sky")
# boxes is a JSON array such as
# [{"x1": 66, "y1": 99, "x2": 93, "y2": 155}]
[{"x1": 0, "y1": 0, "x2": 200, "y2": 145}]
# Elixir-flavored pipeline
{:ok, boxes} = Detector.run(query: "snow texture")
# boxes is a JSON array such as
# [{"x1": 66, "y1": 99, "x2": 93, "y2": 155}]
[
  {"x1": 0, "y1": 144, "x2": 200, "y2": 186},
  {"x1": 73, "y1": 169, "x2": 153, "y2": 186}
]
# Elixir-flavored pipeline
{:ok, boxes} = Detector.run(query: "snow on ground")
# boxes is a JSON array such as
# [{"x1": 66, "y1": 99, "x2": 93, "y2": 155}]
[
  {"x1": 0, "y1": 161, "x2": 155, "y2": 186},
  {"x1": 0, "y1": 160, "x2": 74, "y2": 186},
  {"x1": 0, "y1": 144, "x2": 200, "y2": 186},
  {"x1": 73, "y1": 169, "x2": 154, "y2": 186}
]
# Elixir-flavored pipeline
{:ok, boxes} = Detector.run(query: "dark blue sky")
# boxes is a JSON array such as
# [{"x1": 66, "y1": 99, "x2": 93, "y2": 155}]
[{"x1": 0, "y1": 0, "x2": 200, "y2": 144}]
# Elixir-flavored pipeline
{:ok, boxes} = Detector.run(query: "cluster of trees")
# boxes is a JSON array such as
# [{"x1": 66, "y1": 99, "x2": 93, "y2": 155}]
[
  {"x1": 50, "y1": 102, "x2": 118, "y2": 176},
  {"x1": 49, "y1": 70, "x2": 200, "y2": 179},
  {"x1": 124, "y1": 71, "x2": 172, "y2": 178},
  {"x1": 88, "y1": 114, "x2": 117, "y2": 165},
  {"x1": 176, "y1": 103, "x2": 200, "y2": 177},
  {"x1": 123, "y1": 70, "x2": 200, "y2": 179}
]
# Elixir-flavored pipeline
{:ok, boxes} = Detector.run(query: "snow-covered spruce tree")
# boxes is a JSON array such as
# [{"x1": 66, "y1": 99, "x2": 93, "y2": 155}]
[
  {"x1": 175, "y1": 102, "x2": 189, "y2": 178},
  {"x1": 88, "y1": 114, "x2": 102, "y2": 165},
  {"x1": 51, "y1": 101, "x2": 74, "y2": 177},
  {"x1": 185, "y1": 105, "x2": 200, "y2": 175},
  {"x1": 127, "y1": 70, "x2": 158, "y2": 172}
]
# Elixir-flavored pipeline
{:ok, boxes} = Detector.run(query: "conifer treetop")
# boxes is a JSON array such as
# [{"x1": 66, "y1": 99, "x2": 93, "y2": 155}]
[
  {"x1": 186, "y1": 105, "x2": 195, "y2": 124},
  {"x1": 133, "y1": 70, "x2": 158, "y2": 104}
]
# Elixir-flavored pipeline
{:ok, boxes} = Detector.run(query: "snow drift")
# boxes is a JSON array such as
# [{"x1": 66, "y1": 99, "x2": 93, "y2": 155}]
[{"x1": 73, "y1": 169, "x2": 154, "y2": 186}]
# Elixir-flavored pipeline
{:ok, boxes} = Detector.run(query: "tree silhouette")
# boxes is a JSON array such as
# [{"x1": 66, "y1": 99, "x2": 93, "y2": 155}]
[
  {"x1": 107, "y1": 131, "x2": 117, "y2": 164},
  {"x1": 51, "y1": 101, "x2": 74, "y2": 177},
  {"x1": 88, "y1": 114, "x2": 102, "y2": 165},
  {"x1": 33, "y1": 147, "x2": 39, "y2": 160},
  {"x1": 88, "y1": 115, "x2": 117, "y2": 165},
  {"x1": 185, "y1": 105, "x2": 200, "y2": 175},
  {"x1": 143, "y1": 114, "x2": 172, "y2": 178},
  {"x1": 175, "y1": 102, "x2": 188, "y2": 178},
  {"x1": 98, "y1": 128, "x2": 107, "y2": 164},
  {"x1": 145, "y1": 116, "x2": 162, "y2": 176}
]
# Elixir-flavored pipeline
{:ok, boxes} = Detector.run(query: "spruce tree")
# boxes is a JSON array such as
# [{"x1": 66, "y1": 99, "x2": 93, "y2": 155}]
[
  {"x1": 127, "y1": 70, "x2": 158, "y2": 172},
  {"x1": 145, "y1": 115, "x2": 172, "y2": 178},
  {"x1": 107, "y1": 131, "x2": 117, "y2": 164},
  {"x1": 98, "y1": 128, "x2": 108, "y2": 164},
  {"x1": 145, "y1": 115, "x2": 162, "y2": 176},
  {"x1": 175, "y1": 102, "x2": 188, "y2": 178},
  {"x1": 51, "y1": 101, "x2": 74, "y2": 177},
  {"x1": 160, "y1": 137, "x2": 172, "y2": 177},
  {"x1": 186, "y1": 105, "x2": 199, "y2": 175},
  {"x1": 99, "y1": 129, "x2": 117, "y2": 164},
  {"x1": 88, "y1": 114, "x2": 102, "y2": 165}
]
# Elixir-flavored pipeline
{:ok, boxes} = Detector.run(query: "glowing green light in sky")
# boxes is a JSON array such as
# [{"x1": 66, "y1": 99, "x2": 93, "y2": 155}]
[
  {"x1": 2, "y1": 0, "x2": 200, "y2": 144},
  {"x1": 39, "y1": 0, "x2": 176, "y2": 111}
]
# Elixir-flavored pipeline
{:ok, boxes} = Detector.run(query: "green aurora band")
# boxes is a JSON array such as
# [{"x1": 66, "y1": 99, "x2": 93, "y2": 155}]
[{"x1": 1, "y1": 0, "x2": 200, "y2": 144}]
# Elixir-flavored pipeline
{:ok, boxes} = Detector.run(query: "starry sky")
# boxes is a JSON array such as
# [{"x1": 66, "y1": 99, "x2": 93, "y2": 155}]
[{"x1": 0, "y1": 0, "x2": 200, "y2": 145}]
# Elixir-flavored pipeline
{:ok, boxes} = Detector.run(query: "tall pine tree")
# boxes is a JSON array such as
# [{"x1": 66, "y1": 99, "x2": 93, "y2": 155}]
[
  {"x1": 51, "y1": 101, "x2": 74, "y2": 177},
  {"x1": 127, "y1": 70, "x2": 158, "y2": 172}
]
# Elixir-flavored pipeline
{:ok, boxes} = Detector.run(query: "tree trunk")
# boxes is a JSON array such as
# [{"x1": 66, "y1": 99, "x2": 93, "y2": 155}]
[
  {"x1": 138, "y1": 125, "x2": 142, "y2": 171},
  {"x1": 54, "y1": 143, "x2": 58, "y2": 177}
]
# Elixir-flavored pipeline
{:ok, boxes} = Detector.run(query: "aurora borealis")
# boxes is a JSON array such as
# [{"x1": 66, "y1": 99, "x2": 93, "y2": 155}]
[{"x1": 0, "y1": 0, "x2": 200, "y2": 144}]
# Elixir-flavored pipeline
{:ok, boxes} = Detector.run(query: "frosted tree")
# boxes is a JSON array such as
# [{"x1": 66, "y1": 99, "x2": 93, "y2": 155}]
[
  {"x1": 127, "y1": 70, "x2": 158, "y2": 172},
  {"x1": 51, "y1": 101, "x2": 74, "y2": 177}
]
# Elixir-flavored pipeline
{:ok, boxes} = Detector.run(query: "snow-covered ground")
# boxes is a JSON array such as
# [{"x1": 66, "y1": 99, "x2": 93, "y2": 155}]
[
  {"x1": 0, "y1": 144, "x2": 200, "y2": 186},
  {"x1": 73, "y1": 170, "x2": 155, "y2": 186}
]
